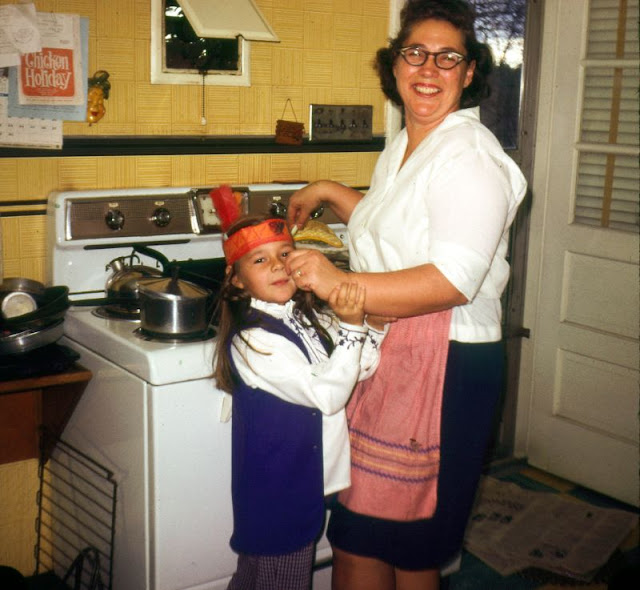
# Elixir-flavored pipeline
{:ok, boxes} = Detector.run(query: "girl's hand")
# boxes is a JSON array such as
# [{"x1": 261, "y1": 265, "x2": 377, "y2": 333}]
[
  {"x1": 287, "y1": 249, "x2": 347, "y2": 300},
  {"x1": 328, "y1": 282, "x2": 365, "y2": 326}
]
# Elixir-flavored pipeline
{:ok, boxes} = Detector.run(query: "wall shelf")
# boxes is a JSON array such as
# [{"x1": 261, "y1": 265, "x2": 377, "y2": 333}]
[{"x1": 1, "y1": 135, "x2": 386, "y2": 158}]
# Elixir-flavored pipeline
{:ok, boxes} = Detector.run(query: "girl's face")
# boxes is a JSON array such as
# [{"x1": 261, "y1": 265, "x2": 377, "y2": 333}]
[
  {"x1": 393, "y1": 18, "x2": 475, "y2": 137},
  {"x1": 230, "y1": 240, "x2": 296, "y2": 304}
]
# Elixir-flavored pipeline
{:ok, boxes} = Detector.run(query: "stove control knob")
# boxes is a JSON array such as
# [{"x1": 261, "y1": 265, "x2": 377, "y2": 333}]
[
  {"x1": 151, "y1": 207, "x2": 171, "y2": 227},
  {"x1": 269, "y1": 197, "x2": 287, "y2": 217},
  {"x1": 105, "y1": 209, "x2": 125, "y2": 231}
]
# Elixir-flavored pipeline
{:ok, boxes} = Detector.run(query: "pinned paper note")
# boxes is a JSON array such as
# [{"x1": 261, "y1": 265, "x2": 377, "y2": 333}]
[
  {"x1": 0, "y1": 3, "x2": 41, "y2": 67},
  {"x1": 16, "y1": 12, "x2": 84, "y2": 107},
  {"x1": 8, "y1": 16, "x2": 88, "y2": 121}
]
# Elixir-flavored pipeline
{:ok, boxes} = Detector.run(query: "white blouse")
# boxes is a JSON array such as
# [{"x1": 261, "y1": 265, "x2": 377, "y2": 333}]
[
  {"x1": 348, "y1": 107, "x2": 527, "y2": 343},
  {"x1": 230, "y1": 298, "x2": 385, "y2": 495}
]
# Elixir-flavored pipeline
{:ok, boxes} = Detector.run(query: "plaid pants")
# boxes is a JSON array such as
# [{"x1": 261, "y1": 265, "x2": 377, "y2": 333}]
[{"x1": 226, "y1": 543, "x2": 315, "y2": 590}]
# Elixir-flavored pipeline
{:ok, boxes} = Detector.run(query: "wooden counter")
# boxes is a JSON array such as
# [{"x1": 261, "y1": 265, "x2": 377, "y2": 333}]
[{"x1": 0, "y1": 364, "x2": 92, "y2": 464}]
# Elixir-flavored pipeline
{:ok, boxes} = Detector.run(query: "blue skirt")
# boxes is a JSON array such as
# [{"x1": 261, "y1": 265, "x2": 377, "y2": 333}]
[{"x1": 326, "y1": 340, "x2": 504, "y2": 571}]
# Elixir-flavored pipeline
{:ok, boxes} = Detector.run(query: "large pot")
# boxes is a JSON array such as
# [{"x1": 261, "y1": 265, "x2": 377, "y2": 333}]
[{"x1": 138, "y1": 272, "x2": 212, "y2": 337}]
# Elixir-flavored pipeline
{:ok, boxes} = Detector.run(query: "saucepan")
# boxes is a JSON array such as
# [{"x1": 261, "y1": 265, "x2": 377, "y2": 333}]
[{"x1": 138, "y1": 269, "x2": 213, "y2": 337}]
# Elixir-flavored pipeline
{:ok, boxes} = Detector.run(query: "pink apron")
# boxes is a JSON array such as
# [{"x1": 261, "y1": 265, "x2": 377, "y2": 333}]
[{"x1": 338, "y1": 310, "x2": 452, "y2": 521}]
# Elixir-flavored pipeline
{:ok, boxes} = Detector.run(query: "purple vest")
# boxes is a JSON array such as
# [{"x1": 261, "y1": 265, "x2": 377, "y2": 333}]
[{"x1": 228, "y1": 315, "x2": 325, "y2": 555}]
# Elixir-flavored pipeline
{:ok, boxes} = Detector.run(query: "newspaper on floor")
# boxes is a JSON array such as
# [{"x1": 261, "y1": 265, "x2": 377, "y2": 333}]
[{"x1": 464, "y1": 476, "x2": 638, "y2": 582}]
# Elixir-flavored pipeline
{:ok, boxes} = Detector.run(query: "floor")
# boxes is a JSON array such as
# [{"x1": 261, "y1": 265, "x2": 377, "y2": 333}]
[
  {"x1": 444, "y1": 460, "x2": 640, "y2": 590},
  {"x1": 18, "y1": 460, "x2": 640, "y2": 590}
]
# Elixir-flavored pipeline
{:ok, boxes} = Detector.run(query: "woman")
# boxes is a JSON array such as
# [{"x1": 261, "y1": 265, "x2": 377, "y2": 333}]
[{"x1": 285, "y1": 1, "x2": 527, "y2": 589}]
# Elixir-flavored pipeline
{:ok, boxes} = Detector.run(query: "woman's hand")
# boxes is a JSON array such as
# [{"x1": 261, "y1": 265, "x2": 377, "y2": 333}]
[
  {"x1": 287, "y1": 181, "x2": 363, "y2": 231},
  {"x1": 366, "y1": 314, "x2": 397, "y2": 331},
  {"x1": 286, "y1": 248, "x2": 348, "y2": 300},
  {"x1": 328, "y1": 282, "x2": 365, "y2": 326},
  {"x1": 287, "y1": 183, "x2": 325, "y2": 233}
]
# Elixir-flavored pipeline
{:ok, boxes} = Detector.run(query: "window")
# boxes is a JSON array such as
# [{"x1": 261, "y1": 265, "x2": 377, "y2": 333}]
[
  {"x1": 471, "y1": 0, "x2": 527, "y2": 150},
  {"x1": 163, "y1": 1, "x2": 240, "y2": 73},
  {"x1": 574, "y1": 0, "x2": 639, "y2": 231},
  {"x1": 151, "y1": 0, "x2": 278, "y2": 87}
]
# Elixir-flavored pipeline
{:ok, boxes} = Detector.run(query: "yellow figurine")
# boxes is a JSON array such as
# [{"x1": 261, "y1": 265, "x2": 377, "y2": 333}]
[{"x1": 87, "y1": 70, "x2": 111, "y2": 125}]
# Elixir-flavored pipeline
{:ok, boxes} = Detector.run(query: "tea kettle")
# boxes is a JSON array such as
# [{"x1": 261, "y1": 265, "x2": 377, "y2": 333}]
[{"x1": 105, "y1": 256, "x2": 163, "y2": 302}]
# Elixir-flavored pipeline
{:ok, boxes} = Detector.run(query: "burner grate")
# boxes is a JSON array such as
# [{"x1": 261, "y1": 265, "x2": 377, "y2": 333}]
[
  {"x1": 134, "y1": 325, "x2": 217, "y2": 343},
  {"x1": 92, "y1": 305, "x2": 141, "y2": 321}
]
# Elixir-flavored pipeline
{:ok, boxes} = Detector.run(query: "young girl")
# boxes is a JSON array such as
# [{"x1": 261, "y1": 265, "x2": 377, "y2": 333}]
[{"x1": 213, "y1": 214, "x2": 386, "y2": 590}]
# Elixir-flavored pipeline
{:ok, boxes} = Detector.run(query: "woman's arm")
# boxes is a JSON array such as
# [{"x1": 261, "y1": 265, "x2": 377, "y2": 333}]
[
  {"x1": 350, "y1": 264, "x2": 468, "y2": 317},
  {"x1": 287, "y1": 180, "x2": 364, "y2": 229},
  {"x1": 286, "y1": 249, "x2": 468, "y2": 317}
]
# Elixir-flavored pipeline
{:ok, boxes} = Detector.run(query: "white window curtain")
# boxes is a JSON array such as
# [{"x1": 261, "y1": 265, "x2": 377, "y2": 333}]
[{"x1": 574, "y1": 0, "x2": 639, "y2": 231}]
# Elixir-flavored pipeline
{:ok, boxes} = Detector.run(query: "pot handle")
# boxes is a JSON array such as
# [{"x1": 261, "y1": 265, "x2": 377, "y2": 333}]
[
  {"x1": 133, "y1": 244, "x2": 171, "y2": 271},
  {"x1": 69, "y1": 297, "x2": 136, "y2": 307}
]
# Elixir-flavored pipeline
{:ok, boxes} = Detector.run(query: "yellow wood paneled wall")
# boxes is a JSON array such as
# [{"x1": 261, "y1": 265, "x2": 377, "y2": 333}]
[
  {"x1": 0, "y1": 0, "x2": 389, "y2": 576},
  {"x1": 0, "y1": 0, "x2": 389, "y2": 284}
]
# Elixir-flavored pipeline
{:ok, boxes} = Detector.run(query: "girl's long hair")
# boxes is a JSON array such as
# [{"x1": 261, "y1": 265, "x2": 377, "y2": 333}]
[{"x1": 213, "y1": 215, "x2": 334, "y2": 393}]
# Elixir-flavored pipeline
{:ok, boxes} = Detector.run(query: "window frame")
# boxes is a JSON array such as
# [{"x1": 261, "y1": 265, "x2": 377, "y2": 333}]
[{"x1": 150, "y1": 0, "x2": 252, "y2": 87}]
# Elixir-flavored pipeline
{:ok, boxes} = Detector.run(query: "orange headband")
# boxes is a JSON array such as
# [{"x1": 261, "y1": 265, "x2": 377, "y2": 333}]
[{"x1": 224, "y1": 219, "x2": 293, "y2": 265}]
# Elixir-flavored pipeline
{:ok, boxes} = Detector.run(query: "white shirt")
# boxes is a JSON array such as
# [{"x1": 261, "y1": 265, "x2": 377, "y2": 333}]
[
  {"x1": 230, "y1": 298, "x2": 385, "y2": 495},
  {"x1": 348, "y1": 107, "x2": 527, "y2": 342}
]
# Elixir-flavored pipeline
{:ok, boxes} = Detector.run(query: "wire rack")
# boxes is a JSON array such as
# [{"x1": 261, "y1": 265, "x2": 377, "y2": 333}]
[{"x1": 34, "y1": 434, "x2": 117, "y2": 590}]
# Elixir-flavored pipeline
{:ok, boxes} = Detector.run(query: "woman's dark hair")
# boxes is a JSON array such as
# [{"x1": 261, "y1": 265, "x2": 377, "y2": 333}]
[
  {"x1": 213, "y1": 214, "x2": 333, "y2": 393},
  {"x1": 375, "y1": 0, "x2": 493, "y2": 108}
]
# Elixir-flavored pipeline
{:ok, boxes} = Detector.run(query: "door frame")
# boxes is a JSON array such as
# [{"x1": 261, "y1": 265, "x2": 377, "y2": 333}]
[{"x1": 499, "y1": 0, "x2": 544, "y2": 457}]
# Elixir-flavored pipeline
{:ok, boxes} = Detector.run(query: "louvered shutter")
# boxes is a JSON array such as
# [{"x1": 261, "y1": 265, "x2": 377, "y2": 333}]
[{"x1": 574, "y1": 0, "x2": 639, "y2": 231}]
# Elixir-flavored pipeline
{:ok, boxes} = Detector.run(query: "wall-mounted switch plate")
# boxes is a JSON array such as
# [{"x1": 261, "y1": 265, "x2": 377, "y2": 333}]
[{"x1": 309, "y1": 104, "x2": 373, "y2": 142}]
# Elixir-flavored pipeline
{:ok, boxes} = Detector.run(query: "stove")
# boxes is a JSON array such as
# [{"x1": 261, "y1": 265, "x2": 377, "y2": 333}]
[{"x1": 46, "y1": 184, "x2": 340, "y2": 590}]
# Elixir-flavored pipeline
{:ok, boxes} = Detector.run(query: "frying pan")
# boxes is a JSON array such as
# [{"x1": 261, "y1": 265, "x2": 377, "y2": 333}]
[
  {"x1": 0, "y1": 286, "x2": 69, "y2": 331},
  {"x1": 0, "y1": 277, "x2": 46, "y2": 298},
  {"x1": 0, "y1": 318, "x2": 65, "y2": 355}
]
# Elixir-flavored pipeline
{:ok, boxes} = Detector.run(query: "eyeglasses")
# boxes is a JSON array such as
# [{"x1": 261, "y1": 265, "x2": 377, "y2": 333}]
[{"x1": 397, "y1": 47, "x2": 468, "y2": 70}]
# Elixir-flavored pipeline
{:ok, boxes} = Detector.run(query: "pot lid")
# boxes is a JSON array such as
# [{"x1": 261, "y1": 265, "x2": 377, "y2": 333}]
[{"x1": 138, "y1": 275, "x2": 210, "y2": 300}]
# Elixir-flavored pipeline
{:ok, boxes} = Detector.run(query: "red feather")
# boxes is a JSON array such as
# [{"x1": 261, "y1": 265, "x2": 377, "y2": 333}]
[{"x1": 210, "y1": 185, "x2": 240, "y2": 232}]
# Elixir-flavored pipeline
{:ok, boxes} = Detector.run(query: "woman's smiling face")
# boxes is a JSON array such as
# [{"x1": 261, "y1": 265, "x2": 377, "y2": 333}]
[{"x1": 393, "y1": 18, "x2": 475, "y2": 136}]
